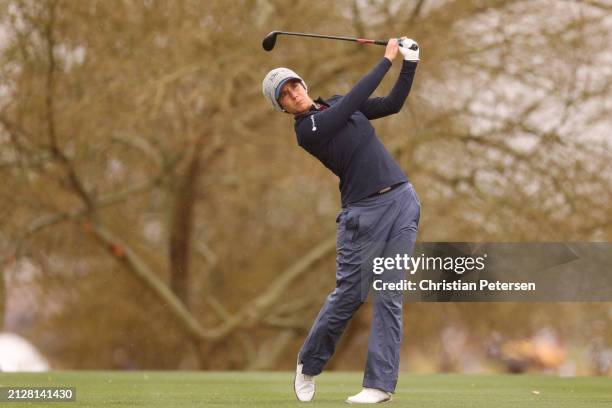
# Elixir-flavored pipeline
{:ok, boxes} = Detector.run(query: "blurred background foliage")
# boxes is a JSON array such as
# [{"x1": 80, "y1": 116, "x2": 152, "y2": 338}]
[{"x1": 0, "y1": 0, "x2": 610, "y2": 374}]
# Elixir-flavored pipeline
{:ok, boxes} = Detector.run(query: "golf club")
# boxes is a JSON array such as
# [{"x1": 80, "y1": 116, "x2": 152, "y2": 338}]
[{"x1": 262, "y1": 31, "x2": 418, "y2": 52}]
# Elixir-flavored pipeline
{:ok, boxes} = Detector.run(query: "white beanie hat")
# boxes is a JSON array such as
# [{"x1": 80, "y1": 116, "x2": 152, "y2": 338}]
[{"x1": 262, "y1": 67, "x2": 307, "y2": 112}]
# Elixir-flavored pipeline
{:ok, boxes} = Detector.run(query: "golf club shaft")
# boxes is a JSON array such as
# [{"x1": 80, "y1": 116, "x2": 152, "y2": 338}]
[{"x1": 276, "y1": 31, "x2": 387, "y2": 46}]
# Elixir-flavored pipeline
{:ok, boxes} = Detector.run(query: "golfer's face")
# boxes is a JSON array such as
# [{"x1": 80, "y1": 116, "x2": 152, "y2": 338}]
[{"x1": 278, "y1": 80, "x2": 310, "y2": 114}]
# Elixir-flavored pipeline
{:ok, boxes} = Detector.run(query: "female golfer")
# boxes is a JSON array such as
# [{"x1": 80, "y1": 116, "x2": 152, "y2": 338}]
[{"x1": 262, "y1": 37, "x2": 420, "y2": 404}]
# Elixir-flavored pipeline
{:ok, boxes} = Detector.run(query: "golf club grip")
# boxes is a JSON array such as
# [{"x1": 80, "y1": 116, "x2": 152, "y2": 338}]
[
  {"x1": 363, "y1": 39, "x2": 420, "y2": 51},
  {"x1": 355, "y1": 38, "x2": 384, "y2": 46}
]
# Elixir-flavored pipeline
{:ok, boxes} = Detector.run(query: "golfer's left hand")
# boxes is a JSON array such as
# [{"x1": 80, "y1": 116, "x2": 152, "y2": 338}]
[{"x1": 399, "y1": 37, "x2": 419, "y2": 61}]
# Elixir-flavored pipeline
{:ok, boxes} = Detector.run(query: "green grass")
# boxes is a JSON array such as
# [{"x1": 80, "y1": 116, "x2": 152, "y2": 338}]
[{"x1": 0, "y1": 371, "x2": 610, "y2": 407}]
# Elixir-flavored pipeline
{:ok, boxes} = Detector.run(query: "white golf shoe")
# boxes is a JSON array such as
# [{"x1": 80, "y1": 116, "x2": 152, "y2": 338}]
[
  {"x1": 294, "y1": 359, "x2": 315, "y2": 402},
  {"x1": 345, "y1": 388, "x2": 392, "y2": 404}
]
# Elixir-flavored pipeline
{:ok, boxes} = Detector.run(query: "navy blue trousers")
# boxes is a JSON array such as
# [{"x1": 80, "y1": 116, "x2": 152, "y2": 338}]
[{"x1": 299, "y1": 182, "x2": 420, "y2": 393}]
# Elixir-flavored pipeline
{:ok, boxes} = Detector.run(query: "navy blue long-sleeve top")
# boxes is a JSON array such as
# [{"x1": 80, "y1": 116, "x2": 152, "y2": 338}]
[{"x1": 294, "y1": 58, "x2": 418, "y2": 206}]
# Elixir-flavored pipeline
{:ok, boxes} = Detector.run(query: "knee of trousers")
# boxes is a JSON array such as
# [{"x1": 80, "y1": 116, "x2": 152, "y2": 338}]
[{"x1": 326, "y1": 288, "x2": 364, "y2": 317}]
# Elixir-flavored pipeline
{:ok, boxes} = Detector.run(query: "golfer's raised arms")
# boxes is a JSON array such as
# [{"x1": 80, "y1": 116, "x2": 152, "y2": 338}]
[
  {"x1": 294, "y1": 58, "x2": 394, "y2": 145},
  {"x1": 294, "y1": 39, "x2": 419, "y2": 147}
]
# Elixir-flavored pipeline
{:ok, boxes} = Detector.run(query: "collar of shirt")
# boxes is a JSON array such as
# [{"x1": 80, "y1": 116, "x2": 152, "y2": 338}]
[
  {"x1": 314, "y1": 97, "x2": 329, "y2": 110},
  {"x1": 294, "y1": 97, "x2": 329, "y2": 119}
]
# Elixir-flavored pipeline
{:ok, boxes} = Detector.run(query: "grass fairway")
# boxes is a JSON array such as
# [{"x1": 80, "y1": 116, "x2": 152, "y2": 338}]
[{"x1": 0, "y1": 371, "x2": 609, "y2": 407}]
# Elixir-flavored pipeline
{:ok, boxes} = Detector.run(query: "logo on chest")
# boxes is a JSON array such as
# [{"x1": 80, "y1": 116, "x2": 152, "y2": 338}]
[{"x1": 310, "y1": 115, "x2": 317, "y2": 131}]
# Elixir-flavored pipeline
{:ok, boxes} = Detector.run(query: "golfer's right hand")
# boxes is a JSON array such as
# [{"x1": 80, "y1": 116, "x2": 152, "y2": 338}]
[{"x1": 384, "y1": 38, "x2": 399, "y2": 62}]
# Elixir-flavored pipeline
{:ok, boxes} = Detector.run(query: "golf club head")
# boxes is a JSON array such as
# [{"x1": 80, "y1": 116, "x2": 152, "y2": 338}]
[{"x1": 262, "y1": 31, "x2": 279, "y2": 51}]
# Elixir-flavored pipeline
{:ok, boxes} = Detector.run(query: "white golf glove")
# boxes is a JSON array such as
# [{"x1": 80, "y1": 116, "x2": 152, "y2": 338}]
[{"x1": 399, "y1": 37, "x2": 419, "y2": 61}]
